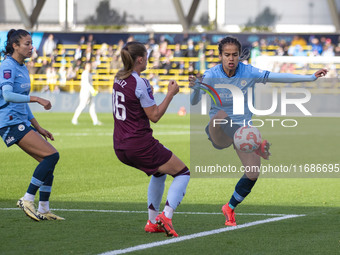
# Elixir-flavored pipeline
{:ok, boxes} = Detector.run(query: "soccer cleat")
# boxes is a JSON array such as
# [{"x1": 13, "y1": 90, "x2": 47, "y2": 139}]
[
  {"x1": 222, "y1": 203, "x2": 237, "y2": 226},
  {"x1": 255, "y1": 139, "x2": 271, "y2": 160},
  {"x1": 37, "y1": 211, "x2": 65, "y2": 220},
  {"x1": 17, "y1": 197, "x2": 40, "y2": 222},
  {"x1": 156, "y1": 212, "x2": 178, "y2": 237},
  {"x1": 145, "y1": 220, "x2": 165, "y2": 233}
]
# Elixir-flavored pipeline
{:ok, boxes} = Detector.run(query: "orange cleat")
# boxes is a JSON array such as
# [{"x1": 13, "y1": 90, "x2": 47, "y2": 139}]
[
  {"x1": 156, "y1": 212, "x2": 178, "y2": 237},
  {"x1": 144, "y1": 220, "x2": 165, "y2": 233},
  {"x1": 255, "y1": 139, "x2": 271, "y2": 160},
  {"x1": 222, "y1": 203, "x2": 237, "y2": 226}
]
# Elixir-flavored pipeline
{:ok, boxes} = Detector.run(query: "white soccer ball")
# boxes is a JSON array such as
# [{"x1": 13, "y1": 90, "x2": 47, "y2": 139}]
[{"x1": 233, "y1": 126, "x2": 262, "y2": 153}]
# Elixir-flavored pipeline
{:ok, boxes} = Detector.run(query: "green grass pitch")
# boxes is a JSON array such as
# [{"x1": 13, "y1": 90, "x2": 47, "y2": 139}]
[{"x1": 0, "y1": 112, "x2": 339, "y2": 254}]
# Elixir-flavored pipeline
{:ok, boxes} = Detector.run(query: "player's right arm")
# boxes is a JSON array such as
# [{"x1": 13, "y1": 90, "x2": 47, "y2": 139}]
[
  {"x1": 2, "y1": 85, "x2": 51, "y2": 110},
  {"x1": 143, "y1": 80, "x2": 179, "y2": 123},
  {"x1": 189, "y1": 73, "x2": 207, "y2": 105}
]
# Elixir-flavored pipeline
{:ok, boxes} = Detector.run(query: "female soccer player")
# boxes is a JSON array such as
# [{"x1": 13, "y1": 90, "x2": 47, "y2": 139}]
[
  {"x1": 113, "y1": 41, "x2": 190, "y2": 237},
  {"x1": 71, "y1": 62, "x2": 101, "y2": 125},
  {"x1": 0, "y1": 29, "x2": 64, "y2": 221},
  {"x1": 189, "y1": 35, "x2": 327, "y2": 226}
]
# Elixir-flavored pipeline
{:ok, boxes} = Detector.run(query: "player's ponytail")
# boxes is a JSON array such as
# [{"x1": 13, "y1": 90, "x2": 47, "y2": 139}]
[
  {"x1": 116, "y1": 41, "x2": 146, "y2": 80},
  {"x1": 2, "y1": 29, "x2": 30, "y2": 56}
]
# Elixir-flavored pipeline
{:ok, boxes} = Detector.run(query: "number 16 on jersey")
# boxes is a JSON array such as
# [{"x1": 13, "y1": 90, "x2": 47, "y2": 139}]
[{"x1": 112, "y1": 89, "x2": 126, "y2": 121}]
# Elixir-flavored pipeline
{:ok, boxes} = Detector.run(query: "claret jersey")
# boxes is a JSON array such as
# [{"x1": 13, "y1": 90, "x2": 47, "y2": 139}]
[{"x1": 113, "y1": 71, "x2": 155, "y2": 149}]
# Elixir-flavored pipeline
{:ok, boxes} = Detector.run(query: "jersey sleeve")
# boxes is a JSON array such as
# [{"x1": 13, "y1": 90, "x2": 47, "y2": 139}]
[
  {"x1": 249, "y1": 65, "x2": 270, "y2": 84},
  {"x1": 135, "y1": 78, "x2": 156, "y2": 108},
  {"x1": 0, "y1": 61, "x2": 16, "y2": 88}
]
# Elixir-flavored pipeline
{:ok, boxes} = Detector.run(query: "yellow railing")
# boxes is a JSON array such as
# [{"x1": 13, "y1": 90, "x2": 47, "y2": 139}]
[{"x1": 29, "y1": 43, "x2": 336, "y2": 94}]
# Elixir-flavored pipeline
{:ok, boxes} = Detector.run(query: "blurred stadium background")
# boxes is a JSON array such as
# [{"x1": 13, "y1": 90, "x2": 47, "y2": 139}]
[{"x1": 0, "y1": 0, "x2": 339, "y2": 114}]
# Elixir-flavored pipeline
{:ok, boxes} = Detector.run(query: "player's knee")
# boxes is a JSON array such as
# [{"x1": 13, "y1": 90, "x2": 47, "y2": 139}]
[
  {"x1": 45, "y1": 152, "x2": 60, "y2": 165},
  {"x1": 215, "y1": 110, "x2": 228, "y2": 119},
  {"x1": 171, "y1": 166, "x2": 190, "y2": 178}
]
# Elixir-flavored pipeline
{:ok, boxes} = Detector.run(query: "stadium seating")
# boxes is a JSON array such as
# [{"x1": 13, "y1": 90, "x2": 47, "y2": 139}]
[{"x1": 28, "y1": 43, "x2": 337, "y2": 94}]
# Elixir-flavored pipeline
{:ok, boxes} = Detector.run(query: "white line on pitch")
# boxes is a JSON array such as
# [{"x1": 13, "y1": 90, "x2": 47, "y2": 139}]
[
  {"x1": 0, "y1": 208, "x2": 287, "y2": 217},
  {"x1": 98, "y1": 214, "x2": 305, "y2": 255}
]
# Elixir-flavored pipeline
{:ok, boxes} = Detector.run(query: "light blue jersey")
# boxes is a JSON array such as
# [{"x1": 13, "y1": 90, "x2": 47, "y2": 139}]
[
  {"x1": 202, "y1": 62, "x2": 270, "y2": 123},
  {"x1": 0, "y1": 56, "x2": 32, "y2": 128}
]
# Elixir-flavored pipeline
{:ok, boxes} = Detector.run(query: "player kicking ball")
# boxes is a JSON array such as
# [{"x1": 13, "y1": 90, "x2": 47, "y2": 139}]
[{"x1": 189, "y1": 35, "x2": 327, "y2": 226}]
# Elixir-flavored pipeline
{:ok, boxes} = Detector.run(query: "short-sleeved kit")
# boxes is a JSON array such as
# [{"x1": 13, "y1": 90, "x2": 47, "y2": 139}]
[
  {"x1": 0, "y1": 56, "x2": 33, "y2": 146},
  {"x1": 112, "y1": 72, "x2": 172, "y2": 175}
]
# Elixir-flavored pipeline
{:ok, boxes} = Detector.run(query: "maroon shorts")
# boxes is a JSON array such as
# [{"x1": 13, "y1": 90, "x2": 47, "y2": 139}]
[{"x1": 114, "y1": 139, "x2": 173, "y2": 176}]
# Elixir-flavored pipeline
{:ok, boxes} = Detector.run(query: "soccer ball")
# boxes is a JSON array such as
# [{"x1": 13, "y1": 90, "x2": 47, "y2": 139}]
[{"x1": 233, "y1": 126, "x2": 262, "y2": 153}]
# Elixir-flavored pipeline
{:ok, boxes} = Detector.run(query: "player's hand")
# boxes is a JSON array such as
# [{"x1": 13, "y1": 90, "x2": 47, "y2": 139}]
[
  {"x1": 188, "y1": 75, "x2": 196, "y2": 88},
  {"x1": 188, "y1": 74, "x2": 202, "y2": 89},
  {"x1": 167, "y1": 80, "x2": 179, "y2": 96},
  {"x1": 37, "y1": 97, "x2": 52, "y2": 110},
  {"x1": 37, "y1": 127, "x2": 54, "y2": 141},
  {"x1": 314, "y1": 69, "x2": 328, "y2": 78},
  {"x1": 91, "y1": 89, "x2": 98, "y2": 97}
]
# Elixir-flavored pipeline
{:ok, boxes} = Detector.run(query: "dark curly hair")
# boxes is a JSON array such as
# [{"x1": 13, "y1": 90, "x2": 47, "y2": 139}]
[{"x1": 2, "y1": 29, "x2": 30, "y2": 56}]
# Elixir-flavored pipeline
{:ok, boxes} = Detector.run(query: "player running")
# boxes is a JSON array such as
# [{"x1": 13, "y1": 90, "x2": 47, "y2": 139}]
[
  {"x1": 189, "y1": 35, "x2": 327, "y2": 226},
  {"x1": 0, "y1": 29, "x2": 64, "y2": 221},
  {"x1": 112, "y1": 41, "x2": 190, "y2": 237}
]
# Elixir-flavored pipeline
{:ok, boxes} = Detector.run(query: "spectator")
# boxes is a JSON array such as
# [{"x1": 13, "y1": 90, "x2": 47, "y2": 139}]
[
  {"x1": 43, "y1": 34, "x2": 57, "y2": 57},
  {"x1": 83, "y1": 44, "x2": 94, "y2": 62},
  {"x1": 150, "y1": 44, "x2": 161, "y2": 69},
  {"x1": 321, "y1": 38, "x2": 334, "y2": 57},
  {"x1": 58, "y1": 65, "x2": 67, "y2": 90},
  {"x1": 66, "y1": 65, "x2": 78, "y2": 81},
  {"x1": 291, "y1": 35, "x2": 307, "y2": 47},
  {"x1": 173, "y1": 43, "x2": 184, "y2": 69},
  {"x1": 310, "y1": 37, "x2": 323, "y2": 56},
  {"x1": 159, "y1": 41, "x2": 168, "y2": 57},
  {"x1": 86, "y1": 34, "x2": 96, "y2": 46},
  {"x1": 250, "y1": 41, "x2": 261, "y2": 63},
  {"x1": 184, "y1": 39, "x2": 197, "y2": 57},
  {"x1": 37, "y1": 59, "x2": 49, "y2": 75},
  {"x1": 110, "y1": 54, "x2": 123, "y2": 70},
  {"x1": 74, "y1": 44, "x2": 83, "y2": 61}
]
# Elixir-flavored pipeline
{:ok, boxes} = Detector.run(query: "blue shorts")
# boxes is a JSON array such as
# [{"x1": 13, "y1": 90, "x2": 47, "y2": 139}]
[
  {"x1": 205, "y1": 120, "x2": 240, "y2": 150},
  {"x1": 0, "y1": 122, "x2": 34, "y2": 147}
]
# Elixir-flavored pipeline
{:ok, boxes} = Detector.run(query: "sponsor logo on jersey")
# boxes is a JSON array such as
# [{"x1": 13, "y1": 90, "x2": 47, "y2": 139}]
[
  {"x1": 21, "y1": 83, "x2": 30, "y2": 89},
  {"x1": 18, "y1": 124, "x2": 25, "y2": 131},
  {"x1": 5, "y1": 136, "x2": 15, "y2": 145},
  {"x1": 147, "y1": 86, "x2": 154, "y2": 100},
  {"x1": 3, "y1": 70, "x2": 11, "y2": 79}
]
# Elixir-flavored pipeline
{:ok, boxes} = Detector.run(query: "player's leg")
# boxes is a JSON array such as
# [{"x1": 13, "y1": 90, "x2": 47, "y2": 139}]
[
  {"x1": 71, "y1": 96, "x2": 88, "y2": 125},
  {"x1": 145, "y1": 172, "x2": 166, "y2": 233},
  {"x1": 222, "y1": 150, "x2": 260, "y2": 226},
  {"x1": 208, "y1": 110, "x2": 244, "y2": 151},
  {"x1": 156, "y1": 154, "x2": 190, "y2": 237},
  {"x1": 88, "y1": 98, "x2": 100, "y2": 125},
  {"x1": 17, "y1": 130, "x2": 63, "y2": 220}
]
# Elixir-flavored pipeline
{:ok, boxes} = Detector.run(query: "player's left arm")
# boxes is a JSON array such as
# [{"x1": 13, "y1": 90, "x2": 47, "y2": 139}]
[
  {"x1": 267, "y1": 68, "x2": 328, "y2": 83},
  {"x1": 30, "y1": 116, "x2": 55, "y2": 141}
]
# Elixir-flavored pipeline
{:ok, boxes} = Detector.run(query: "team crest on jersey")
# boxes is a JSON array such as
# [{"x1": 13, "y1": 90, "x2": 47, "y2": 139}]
[
  {"x1": 241, "y1": 80, "x2": 247, "y2": 87},
  {"x1": 3, "y1": 70, "x2": 11, "y2": 79},
  {"x1": 147, "y1": 86, "x2": 154, "y2": 100},
  {"x1": 18, "y1": 124, "x2": 25, "y2": 131}
]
